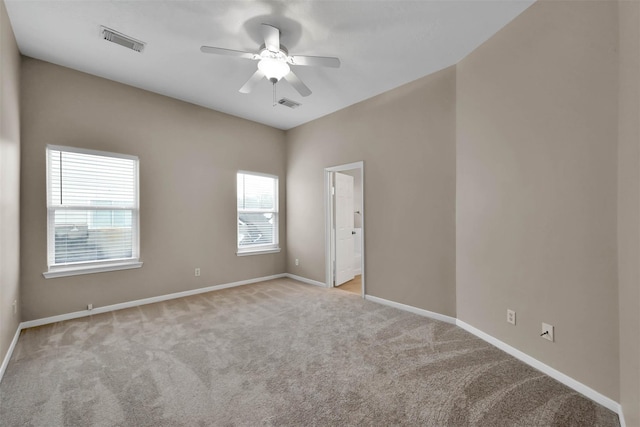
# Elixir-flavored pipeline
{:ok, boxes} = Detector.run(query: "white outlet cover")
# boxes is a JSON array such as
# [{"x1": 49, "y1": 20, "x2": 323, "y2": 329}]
[
  {"x1": 542, "y1": 323, "x2": 554, "y2": 342},
  {"x1": 507, "y1": 309, "x2": 516, "y2": 325}
]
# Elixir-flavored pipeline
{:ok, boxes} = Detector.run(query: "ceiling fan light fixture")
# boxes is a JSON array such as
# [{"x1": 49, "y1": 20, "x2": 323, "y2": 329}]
[{"x1": 258, "y1": 58, "x2": 290, "y2": 83}]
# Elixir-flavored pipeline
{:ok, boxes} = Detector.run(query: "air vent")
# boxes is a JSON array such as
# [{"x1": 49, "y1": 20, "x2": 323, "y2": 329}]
[
  {"x1": 278, "y1": 98, "x2": 301, "y2": 109},
  {"x1": 101, "y1": 26, "x2": 145, "y2": 53}
]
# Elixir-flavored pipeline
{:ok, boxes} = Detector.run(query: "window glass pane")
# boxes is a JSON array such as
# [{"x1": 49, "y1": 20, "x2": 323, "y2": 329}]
[
  {"x1": 54, "y1": 209, "x2": 133, "y2": 264},
  {"x1": 88, "y1": 200, "x2": 132, "y2": 229},
  {"x1": 237, "y1": 172, "x2": 278, "y2": 250},
  {"x1": 91, "y1": 210, "x2": 112, "y2": 228},
  {"x1": 49, "y1": 150, "x2": 136, "y2": 207},
  {"x1": 113, "y1": 210, "x2": 131, "y2": 227},
  {"x1": 89, "y1": 210, "x2": 132, "y2": 229},
  {"x1": 238, "y1": 213, "x2": 275, "y2": 247},
  {"x1": 243, "y1": 174, "x2": 274, "y2": 211}
]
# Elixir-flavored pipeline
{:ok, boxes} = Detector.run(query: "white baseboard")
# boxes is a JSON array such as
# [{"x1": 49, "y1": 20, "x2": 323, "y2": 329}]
[
  {"x1": 3, "y1": 274, "x2": 289, "y2": 384},
  {"x1": 361, "y1": 295, "x2": 624, "y2": 422},
  {"x1": 619, "y1": 410, "x2": 627, "y2": 427},
  {"x1": 285, "y1": 273, "x2": 327, "y2": 288},
  {"x1": 0, "y1": 325, "x2": 22, "y2": 384},
  {"x1": 21, "y1": 273, "x2": 287, "y2": 329},
  {"x1": 364, "y1": 294, "x2": 457, "y2": 325},
  {"x1": 456, "y1": 320, "x2": 622, "y2": 416},
  {"x1": 4, "y1": 274, "x2": 627, "y2": 425}
]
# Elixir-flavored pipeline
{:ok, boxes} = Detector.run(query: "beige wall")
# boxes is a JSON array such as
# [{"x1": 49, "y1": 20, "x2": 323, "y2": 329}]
[
  {"x1": 286, "y1": 67, "x2": 457, "y2": 317},
  {"x1": 0, "y1": 0, "x2": 21, "y2": 368},
  {"x1": 617, "y1": 0, "x2": 640, "y2": 424},
  {"x1": 20, "y1": 59, "x2": 286, "y2": 320},
  {"x1": 456, "y1": 0, "x2": 620, "y2": 400}
]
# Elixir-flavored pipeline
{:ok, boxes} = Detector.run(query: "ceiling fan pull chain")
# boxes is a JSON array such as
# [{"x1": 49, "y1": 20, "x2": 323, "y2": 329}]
[{"x1": 273, "y1": 82, "x2": 276, "y2": 107}]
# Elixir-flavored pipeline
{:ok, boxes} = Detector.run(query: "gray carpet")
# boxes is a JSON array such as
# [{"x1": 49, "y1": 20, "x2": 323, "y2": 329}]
[{"x1": 0, "y1": 278, "x2": 620, "y2": 426}]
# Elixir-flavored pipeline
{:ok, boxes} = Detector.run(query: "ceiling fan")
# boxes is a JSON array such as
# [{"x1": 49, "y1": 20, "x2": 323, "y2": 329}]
[{"x1": 200, "y1": 24, "x2": 340, "y2": 99}]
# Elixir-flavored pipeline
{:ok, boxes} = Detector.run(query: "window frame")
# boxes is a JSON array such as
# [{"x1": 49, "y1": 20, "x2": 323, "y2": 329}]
[
  {"x1": 236, "y1": 171, "x2": 280, "y2": 256},
  {"x1": 43, "y1": 145, "x2": 142, "y2": 278}
]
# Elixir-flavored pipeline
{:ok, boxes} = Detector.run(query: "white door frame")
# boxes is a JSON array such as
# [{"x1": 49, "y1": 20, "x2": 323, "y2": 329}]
[{"x1": 324, "y1": 161, "x2": 365, "y2": 297}]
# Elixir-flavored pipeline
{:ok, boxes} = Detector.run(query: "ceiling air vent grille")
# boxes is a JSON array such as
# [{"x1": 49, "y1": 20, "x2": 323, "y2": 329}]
[
  {"x1": 278, "y1": 98, "x2": 301, "y2": 109},
  {"x1": 101, "y1": 26, "x2": 145, "y2": 53}
]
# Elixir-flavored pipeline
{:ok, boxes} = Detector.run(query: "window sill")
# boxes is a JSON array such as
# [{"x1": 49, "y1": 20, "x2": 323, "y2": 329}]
[
  {"x1": 43, "y1": 261, "x2": 143, "y2": 279},
  {"x1": 236, "y1": 248, "x2": 281, "y2": 257}
]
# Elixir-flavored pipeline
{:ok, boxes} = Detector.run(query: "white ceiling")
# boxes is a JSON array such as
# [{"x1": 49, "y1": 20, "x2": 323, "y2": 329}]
[{"x1": 5, "y1": 0, "x2": 534, "y2": 130}]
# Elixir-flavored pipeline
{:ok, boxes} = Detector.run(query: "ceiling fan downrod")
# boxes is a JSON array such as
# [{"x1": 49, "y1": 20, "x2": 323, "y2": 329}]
[{"x1": 273, "y1": 82, "x2": 276, "y2": 107}]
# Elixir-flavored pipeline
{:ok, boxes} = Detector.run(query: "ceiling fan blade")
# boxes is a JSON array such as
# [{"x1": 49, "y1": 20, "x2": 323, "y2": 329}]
[
  {"x1": 288, "y1": 55, "x2": 341, "y2": 68},
  {"x1": 200, "y1": 46, "x2": 257, "y2": 60},
  {"x1": 284, "y1": 71, "x2": 312, "y2": 97},
  {"x1": 261, "y1": 24, "x2": 280, "y2": 52},
  {"x1": 239, "y1": 69, "x2": 265, "y2": 94}
]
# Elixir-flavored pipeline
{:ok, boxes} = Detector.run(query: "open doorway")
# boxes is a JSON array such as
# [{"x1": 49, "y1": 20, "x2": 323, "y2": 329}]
[{"x1": 324, "y1": 162, "x2": 364, "y2": 297}]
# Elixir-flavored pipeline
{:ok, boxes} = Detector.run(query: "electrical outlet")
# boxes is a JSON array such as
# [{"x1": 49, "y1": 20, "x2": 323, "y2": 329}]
[
  {"x1": 12, "y1": 300, "x2": 17, "y2": 315},
  {"x1": 295, "y1": 259, "x2": 299, "y2": 266},
  {"x1": 541, "y1": 323, "x2": 554, "y2": 342},
  {"x1": 195, "y1": 268, "x2": 201, "y2": 277},
  {"x1": 87, "y1": 303, "x2": 93, "y2": 311},
  {"x1": 507, "y1": 309, "x2": 516, "y2": 325}
]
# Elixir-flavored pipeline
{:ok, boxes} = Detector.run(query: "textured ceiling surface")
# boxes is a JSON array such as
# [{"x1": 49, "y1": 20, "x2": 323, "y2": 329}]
[{"x1": 5, "y1": 0, "x2": 534, "y2": 130}]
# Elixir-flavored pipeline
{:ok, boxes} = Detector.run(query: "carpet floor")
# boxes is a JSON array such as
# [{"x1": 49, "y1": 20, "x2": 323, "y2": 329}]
[{"x1": 0, "y1": 278, "x2": 620, "y2": 426}]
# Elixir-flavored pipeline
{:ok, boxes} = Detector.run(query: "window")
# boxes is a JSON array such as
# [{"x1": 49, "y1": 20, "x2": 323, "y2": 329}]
[
  {"x1": 237, "y1": 171, "x2": 279, "y2": 255},
  {"x1": 44, "y1": 145, "x2": 142, "y2": 278}
]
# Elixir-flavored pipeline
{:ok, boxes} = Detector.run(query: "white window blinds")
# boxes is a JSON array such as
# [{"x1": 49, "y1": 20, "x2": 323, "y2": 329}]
[
  {"x1": 46, "y1": 145, "x2": 139, "y2": 269},
  {"x1": 237, "y1": 172, "x2": 279, "y2": 252}
]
